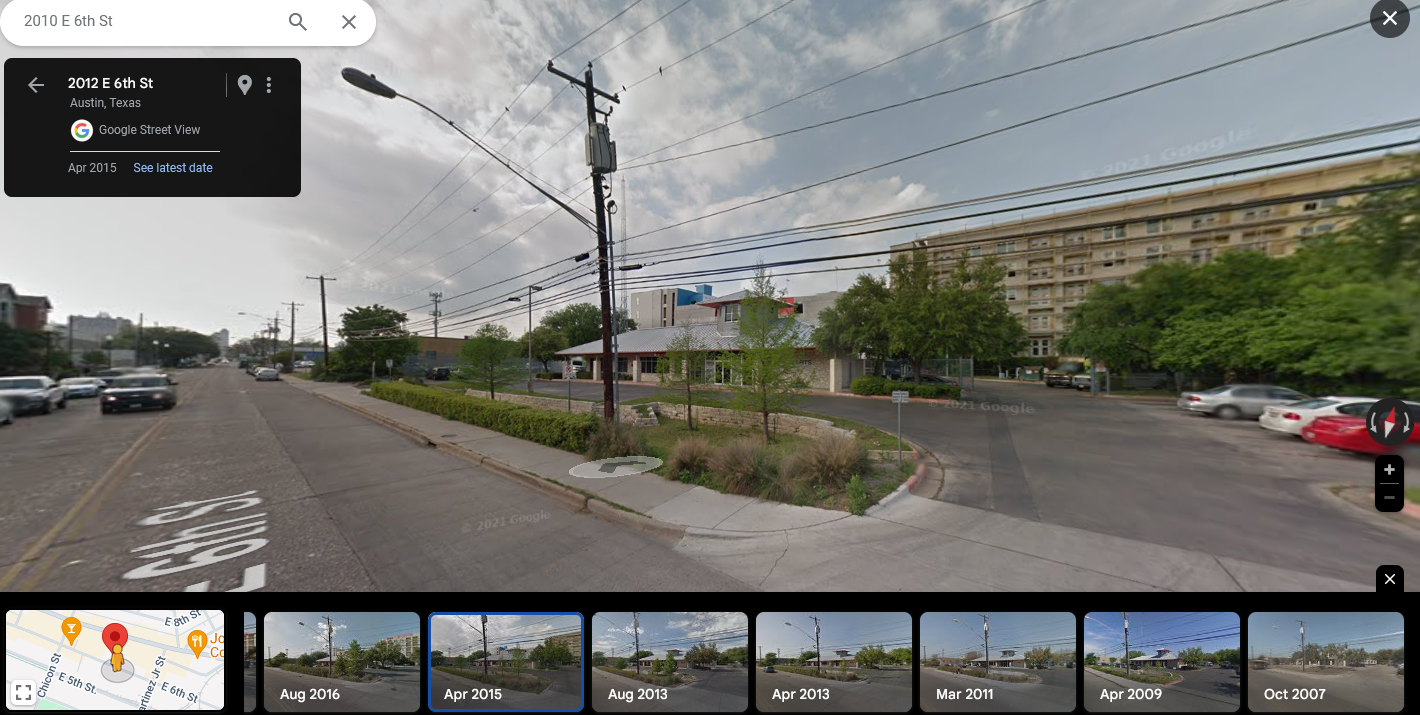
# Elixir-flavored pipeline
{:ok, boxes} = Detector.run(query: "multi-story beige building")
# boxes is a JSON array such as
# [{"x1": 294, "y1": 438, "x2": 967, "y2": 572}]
[
  {"x1": 385, "y1": 632, "x2": 420, "y2": 659},
  {"x1": 545, "y1": 631, "x2": 582, "y2": 663},
  {"x1": 893, "y1": 153, "x2": 1413, "y2": 358}
]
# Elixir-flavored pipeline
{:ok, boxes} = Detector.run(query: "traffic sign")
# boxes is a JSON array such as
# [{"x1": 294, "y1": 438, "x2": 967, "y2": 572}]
[
  {"x1": 385, "y1": 359, "x2": 393, "y2": 368},
  {"x1": 891, "y1": 390, "x2": 909, "y2": 404},
  {"x1": 563, "y1": 363, "x2": 576, "y2": 379}
]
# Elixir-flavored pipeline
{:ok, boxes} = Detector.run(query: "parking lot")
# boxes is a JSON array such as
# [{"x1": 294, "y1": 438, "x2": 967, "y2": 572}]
[
  {"x1": 755, "y1": 667, "x2": 912, "y2": 712},
  {"x1": 920, "y1": 665, "x2": 1076, "y2": 712},
  {"x1": 590, "y1": 666, "x2": 748, "y2": 712},
  {"x1": 1248, "y1": 665, "x2": 1405, "y2": 712},
  {"x1": 1083, "y1": 665, "x2": 1239, "y2": 712}
]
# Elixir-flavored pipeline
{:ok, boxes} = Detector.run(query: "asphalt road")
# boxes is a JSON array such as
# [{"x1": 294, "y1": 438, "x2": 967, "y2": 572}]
[
  {"x1": 920, "y1": 666, "x2": 1076, "y2": 712},
  {"x1": 755, "y1": 667, "x2": 912, "y2": 712},
  {"x1": 245, "y1": 668, "x2": 257, "y2": 712},
  {"x1": 1248, "y1": 666, "x2": 1404, "y2": 712},
  {"x1": 524, "y1": 377, "x2": 1419, "y2": 587},
  {"x1": 590, "y1": 667, "x2": 749, "y2": 712},
  {"x1": 429, "y1": 666, "x2": 583, "y2": 710},
  {"x1": 1083, "y1": 666, "x2": 1238, "y2": 712},
  {"x1": 262, "y1": 665, "x2": 419, "y2": 712},
  {"x1": 0, "y1": 366, "x2": 751, "y2": 591}
]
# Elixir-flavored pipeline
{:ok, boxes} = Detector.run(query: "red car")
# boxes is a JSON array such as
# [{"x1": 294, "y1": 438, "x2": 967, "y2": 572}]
[{"x1": 1301, "y1": 404, "x2": 1420, "y2": 455}]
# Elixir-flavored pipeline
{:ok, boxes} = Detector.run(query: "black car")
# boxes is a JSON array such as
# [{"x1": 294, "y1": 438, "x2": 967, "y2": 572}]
[
  {"x1": 101, "y1": 374, "x2": 178, "y2": 414},
  {"x1": 425, "y1": 366, "x2": 452, "y2": 380}
]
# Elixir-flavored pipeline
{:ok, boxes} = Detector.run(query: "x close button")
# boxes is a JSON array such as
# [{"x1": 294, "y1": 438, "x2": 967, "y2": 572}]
[
  {"x1": 1376, "y1": 565, "x2": 1403, "y2": 591},
  {"x1": 1371, "y1": 0, "x2": 1410, "y2": 38},
  {"x1": 343, "y1": 15, "x2": 357, "y2": 29}
]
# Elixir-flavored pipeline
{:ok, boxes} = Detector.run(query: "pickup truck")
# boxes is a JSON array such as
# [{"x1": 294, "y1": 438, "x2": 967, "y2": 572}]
[{"x1": 1044, "y1": 372, "x2": 1074, "y2": 388}]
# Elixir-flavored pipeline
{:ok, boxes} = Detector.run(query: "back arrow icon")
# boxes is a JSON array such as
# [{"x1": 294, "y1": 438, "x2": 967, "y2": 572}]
[{"x1": 29, "y1": 77, "x2": 43, "y2": 93}]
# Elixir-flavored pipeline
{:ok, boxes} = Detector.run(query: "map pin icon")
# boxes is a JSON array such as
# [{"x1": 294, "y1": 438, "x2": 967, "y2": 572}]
[
  {"x1": 61, "y1": 617, "x2": 82, "y2": 646},
  {"x1": 238, "y1": 75, "x2": 252, "y2": 95},
  {"x1": 187, "y1": 630, "x2": 208, "y2": 658}
]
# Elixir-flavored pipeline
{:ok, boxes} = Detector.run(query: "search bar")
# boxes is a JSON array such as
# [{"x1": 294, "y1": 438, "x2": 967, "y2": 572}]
[{"x1": 0, "y1": 0, "x2": 375, "y2": 46}]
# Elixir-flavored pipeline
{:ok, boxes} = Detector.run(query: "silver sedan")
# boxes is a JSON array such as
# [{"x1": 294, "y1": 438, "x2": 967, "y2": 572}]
[{"x1": 1177, "y1": 384, "x2": 1309, "y2": 420}]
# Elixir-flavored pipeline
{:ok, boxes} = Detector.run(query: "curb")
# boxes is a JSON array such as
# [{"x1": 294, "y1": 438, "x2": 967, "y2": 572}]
[
  {"x1": 587, "y1": 499, "x2": 687, "y2": 545},
  {"x1": 312, "y1": 391, "x2": 436, "y2": 448}
]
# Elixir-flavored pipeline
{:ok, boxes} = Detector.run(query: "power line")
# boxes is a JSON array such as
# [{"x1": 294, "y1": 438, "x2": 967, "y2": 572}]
[
  {"x1": 624, "y1": 0, "x2": 800, "y2": 90},
  {"x1": 622, "y1": 0, "x2": 1290, "y2": 170},
  {"x1": 624, "y1": 14, "x2": 1373, "y2": 243},
  {"x1": 623, "y1": 0, "x2": 1057, "y2": 167},
  {"x1": 591, "y1": 0, "x2": 696, "y2": 62},
  {"x1": 553, "y1": 0, "x2": 648, "y2": 60}
]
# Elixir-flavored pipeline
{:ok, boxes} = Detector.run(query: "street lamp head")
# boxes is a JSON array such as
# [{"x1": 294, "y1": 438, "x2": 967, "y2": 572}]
[
  {"x1": 342, "y1": 67, "x2": 398, "y2": 99},
  {"x1": 531, "y1": 286, "x2": 543, "y2": 291}
]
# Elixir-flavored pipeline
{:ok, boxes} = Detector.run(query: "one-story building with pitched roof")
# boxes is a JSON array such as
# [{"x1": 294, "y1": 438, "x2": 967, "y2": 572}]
[
  {"x1": 557, "y1": 290, "x2": 853, "y2": 391},
  {"x1": 972, "y1": 649, "x2": 1028, "y2": 668},
  {"x1": 806, "y1": 649, "x2": 856, "y2": 668},
  {"x1": 1131, "y1": 649, "x2": 1181, "y2": 669}
]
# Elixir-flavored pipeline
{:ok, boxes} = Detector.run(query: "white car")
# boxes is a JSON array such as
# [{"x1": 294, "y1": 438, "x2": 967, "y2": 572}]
[
  {"x1": 0, "y1": 398, "x2": 13, "y2": 426},
  {"x1": 1259, "y1": 396, "x2": 1383, "y2": 436},
  {"x1": 59, "y1": 376, "x2": 108, "y2": 398},
  {"x1": 254, "y1": 367, "x2": 281, "y2": 381}
]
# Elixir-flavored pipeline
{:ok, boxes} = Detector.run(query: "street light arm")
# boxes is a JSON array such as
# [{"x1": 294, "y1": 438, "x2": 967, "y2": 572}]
[{"x1": 393, "y1": 92, "x2": 598, "y2": 233}]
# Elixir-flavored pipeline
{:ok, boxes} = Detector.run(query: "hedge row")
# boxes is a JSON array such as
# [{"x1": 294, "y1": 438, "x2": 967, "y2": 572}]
[
  {"x1": 850, "y1": 376, "x2": 962, "y2": 400},
  {"x1": 369, "y1": 382, "x2": 600, "y2": 452}
]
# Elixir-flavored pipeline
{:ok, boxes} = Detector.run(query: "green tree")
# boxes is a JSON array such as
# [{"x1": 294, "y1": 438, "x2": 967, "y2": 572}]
[
  {"x1": 80, "y1": 349, "x2": 109, "y2": 367},
  {"x1": 813, "y1": 273, "x2": 891, "y2": 373},
  {"x1": 430, "y1": 649, "x2": 445, "y2": 666},
  {"x1": 1026, "y1": 647, "x2": 1054, "y2": 668},
  {"x1": 726, "y1": 263, "x2": 810, "y2": 441},
  {"x1": 296, "y1": 652, "x2": 317, "y2": 667},
  {"x1": 887, "y1": 647, "x2": 914, "y2": 666},
  {"x1": 798, "y1": 650, "x2": 819, "y2": 665},
  {"x1": 509, "y1": 647, "x2": 527, "y2": 670},
  {"x1": 524, "y1": 325, "x2": 569, "y2": 373},
  {"x1": 268, "y1": 652, "x2": 288, "y2": 667},
  {"x1": 334, "y1": 305, "x2": 419, "y2": 376},
  {"x1": 687, "y1": 642, "x2": 719, "y2": 668},
  {"x1": 663, "y1": 651, "x2": 679, "y2": 675},
  {"x1": 759, "y1": 651, "x2": 778, "y2": 667},
  {"x1": 720, "y1": 646, "x2": 749, "y2": 666},
  {"x1": 541, "y1": 640, "x2": 574, "y2": 667},
  {"x1": 453, "y1": 654, "x2": 469, "y2": 668},
  {"x1": 657, "y1": 323, "x2": 706, "y2": 429},
  {"x1": 336, "y1": 639, "x2": 364, "y2": 676},
  {"x1": 456, "y1": 323, "x2": 523, "y2": 399},
  {"x1": 540, "y1": 302, "x2": 636, "y2": 348},
  {"x1": 857, "y1": 645, "x2": 887, "y2": 669},
  {"x1": 1179, "y1": 647, "x2": 1208, "y2": 668},
  {"x1": 592, "y1": 651, "x2": 607, "y2": 667},
  {"x1": 1085, "y1": 652, "x2": 1099, "y2": 666},
  {"x1": 0, "y1": 324, "x2": 46, "y2": 375},
  {"x1": 885, "y1": 253, "x2": 944, "y2": 382}
]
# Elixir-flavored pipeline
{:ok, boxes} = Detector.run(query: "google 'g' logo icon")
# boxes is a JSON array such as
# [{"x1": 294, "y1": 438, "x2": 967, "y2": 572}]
[{"x1": 72, "y1": 119, "x2": 92, "y2": 142}]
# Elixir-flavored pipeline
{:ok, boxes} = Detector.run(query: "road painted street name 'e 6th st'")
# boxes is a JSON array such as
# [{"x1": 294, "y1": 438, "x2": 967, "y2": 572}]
[{"x1": 123, "y1": 490, "x2": 268, "y2": 591}]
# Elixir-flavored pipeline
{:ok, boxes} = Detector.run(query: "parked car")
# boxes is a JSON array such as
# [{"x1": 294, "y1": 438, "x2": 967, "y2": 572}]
[
  {"x1": 1177, "y1": 384, "x2": 1309, "y2": 420},
  {"x1": 1259, "y1": 396, "x2": 1383, "y2": 437},
  {"x1": 919, "y1": 374, "x2": 959, "y2": 386},
  {"x1": 100, "y1": 374, "x2": 178, "y2": 413},
  {"x1": 1072, "y1": 375, "x2": 1092, "y2": 391},
  {"x1": 425, "y1": 366, "x2": 452, "y2": 380},
  {"x1": 254, "y1": 367, "x2": 280, "y2": 381},
  {"x1": 0, "y1": 398, "x2": 13, "y2": 426},
  {"x1": 59, "y1": 376, "x2": 108, "y2": 398},
  {"x1": 0, "y1": 376, "x2": 67, "y2": 414},
  {"x1": 762, "y1": 665, "x2": 776, "y2": 673},
  {"x1": 1301, "y1": 402, "x2": 1420, "y2": 455}
]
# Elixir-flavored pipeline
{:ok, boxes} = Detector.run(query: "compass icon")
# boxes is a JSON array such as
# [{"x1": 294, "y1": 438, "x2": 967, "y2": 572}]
[{"x1": 1365, "y1": 398, "x2": 1415, "y2": 448}]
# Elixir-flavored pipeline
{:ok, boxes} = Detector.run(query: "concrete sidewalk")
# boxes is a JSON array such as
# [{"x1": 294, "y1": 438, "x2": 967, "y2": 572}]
[{"x1": 284, "y1": 378, "x2": 1373, "y2": 592}]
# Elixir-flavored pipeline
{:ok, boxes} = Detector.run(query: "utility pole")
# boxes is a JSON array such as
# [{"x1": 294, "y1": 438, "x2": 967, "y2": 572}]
[
  {"x1": 525, "y1": 286, "x2": 542, "y2": 392},
  {"x1": 429, "y1": 292, "x2": 443, "y2": 338},
  {"x1": 136, "y1": 313, "x2": 144, "y2": 366},
  {"x1": 546, "y1": 60, "x2": 619, "y2": 421},
  {"x1": 481, "y1": 615, "x2": 489, "y2": 677},
  {"x1": 1123, "y1": 612, "x2": 1129, "y2": 674},
  {"x1": 607, "y1": 188, "x2": 620, "y2": 419},
  {"x1": 1298, "y1": 620, "x2": 1306, "y2": 672},
  {"x1": 980, "y1": 614, "x2": 990, "y2": 677},
  {"x1": 306, "y1": 275, "x2": 337, "y2": 368},
  {"x1": 633, "y1": 612, "x2": 641, "y2": 675},
  {"x1": 283, "y1": 302, "x2": 303, "y2": 370},
  {"x1": 810, "y1": 615, "x2": 822, "y2": 676},
  {"x1": 323, "y1": 615, "x2": 335, "y2": 680}
]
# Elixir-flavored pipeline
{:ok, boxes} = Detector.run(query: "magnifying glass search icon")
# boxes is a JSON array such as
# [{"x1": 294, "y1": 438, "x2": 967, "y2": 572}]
[{"x1": 289, "y1": 13, "x2": 307, "y2": 30}]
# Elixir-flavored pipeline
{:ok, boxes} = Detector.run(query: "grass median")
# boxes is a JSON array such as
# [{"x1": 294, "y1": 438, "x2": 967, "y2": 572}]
[
  {"x1": 595, "y1": 666, "x2": 684, "y2": 686},
  {"x1": 1090, "y1": 665, "x2": 1180, "y2": 684},
  {"x1": 434, "y1": 666, "x2": 551, "y2": 693},
  {"x1": 934, "y1": 667, "x2": 1033, "y2": 683},
  {"x1": 772, "y1": 665, "x2": 859, "y2": 681}
]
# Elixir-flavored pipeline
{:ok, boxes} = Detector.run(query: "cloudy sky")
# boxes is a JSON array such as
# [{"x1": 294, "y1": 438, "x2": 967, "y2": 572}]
[
  {"x1": 430, "y1": 613, "x2": 582, "y2": 656},
  {"x1": 262, "y1": 611, "x2": 419, "y2": 658},
  {"x1": 1084, "y1": 612, "x2": 1239, "y2": 661},
  {"x1": 921, "y1": 611, "x2": 1076, "y2": 660},
  {"x1": 756, "y1": 611, "x2": 911, "y2": 657},
  {"x1": 591, "y1": 611, "x2": 747, "y2": 659},
  {"x1": 1245, "y1": 612, "x2": 1404, "y2": 658},
  {"x1": 3, "y1": 0, "x2": 1415, "y2": 343}
]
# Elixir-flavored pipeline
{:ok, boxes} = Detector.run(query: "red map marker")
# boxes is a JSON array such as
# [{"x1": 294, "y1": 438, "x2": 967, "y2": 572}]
[{"x1": 102, "y1": 623, "x2": 129, "y2": 649}]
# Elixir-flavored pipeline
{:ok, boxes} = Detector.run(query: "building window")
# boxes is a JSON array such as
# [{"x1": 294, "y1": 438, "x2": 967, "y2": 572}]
[
  {"x1": 1065, "y1": 282, "x2": 1088, "y2": 297},
  {"x1": 996, "y1": 241, "x2": 1017, "y2": 254},
  {"x1": 1242, "y1": 207, "x2": 1272, "y2": 221},
  {"x1": 1029, "y1": 314, "x2": 1052, "y2": 330},
  {"x1": 1064, "y1": 232, "x2": 1087, "y2": 245},
  {"x1": 1101, "y1": 249, "x2": 1128, "y2": 259},
  {"x1": 1097, "y1": 278, "x2": 1123, "y2": 287},
  {"x1": 1102, "y1": 225, "x2": 1127, "y2": 239},
  {"x1": 1102, "y1": 259, "x2": 1127, "y2": 268},
  {"x1": 967, "y1": 246, "x2": 983, "y2": 257},
  {"x1": 1029, "y1": 286, "x2": 1051, "y2": 299},
  {"x1": 1029, "y1": 338, "x2": 1052, "y2": 357},
  {"x1": 723, "y1": 304, "x2": 740, "y2": 323},
  {"x1": 1064, "y1": 263, "x2": 1087, "y2": 277},
  {"x1": 1191, "y1": 214, "x2": 1217, "y2": 229},
  {"x1": 1191, "y1": 248, "x2": 1213, "y2": 263},
  {"x1": 1029, "y1": 236, "x2": 1052, "y2": 249},
  {"x1": 639, "y1": 357, "x2": 659, "y2": 374},
  {"x1": 1029, "y1": 268, "x2": 1052, "y2": 280},
  {"x1": 1146, "y1": 219, "x2": 1173, "y2": 234},
  {"x1": 1145, "y1": 255, "x2": 1162, "y2": 264},
  {"x1": 1005, "y1": 289, "x2": 1017, "y2": 301},
  {"x1": 1303, "y1": 197, "x2": 1339, "y2": 211}
]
